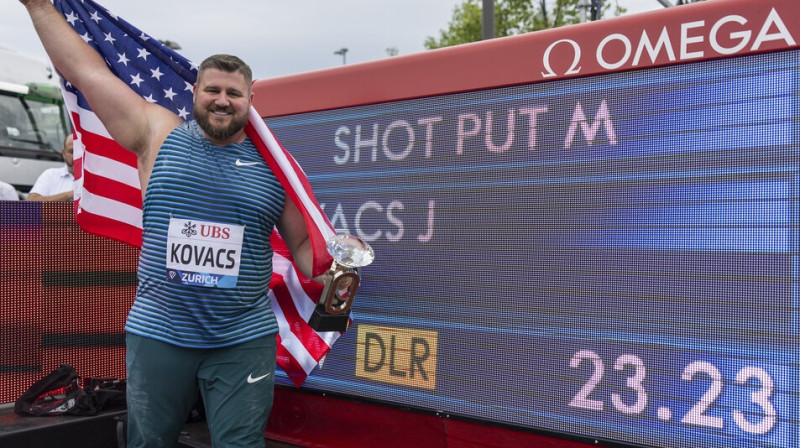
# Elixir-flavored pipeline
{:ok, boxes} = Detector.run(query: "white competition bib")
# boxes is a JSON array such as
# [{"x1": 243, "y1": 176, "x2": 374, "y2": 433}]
[{"x1": 165, "y1": 218, "x2": 245, "y2": 288}]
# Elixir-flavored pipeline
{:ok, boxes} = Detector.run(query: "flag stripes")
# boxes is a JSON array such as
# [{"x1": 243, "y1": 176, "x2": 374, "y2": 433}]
[{"x1": 54, "y1": 0, "x2": 341, "y2": 386}]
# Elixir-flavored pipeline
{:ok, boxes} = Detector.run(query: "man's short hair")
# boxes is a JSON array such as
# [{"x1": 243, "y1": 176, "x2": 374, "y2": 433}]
[{"x1": 198, "y1": 54, "x2": 253, "y2": 87}]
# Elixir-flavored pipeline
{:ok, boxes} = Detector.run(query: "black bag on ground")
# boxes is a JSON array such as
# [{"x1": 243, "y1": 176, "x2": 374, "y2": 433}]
[
  {"x1": 85, "y1": 377, "x2": 127, "y2": 411},
  {"x1": 14, "y1": 364, "x2": 99, "y2": 416}
]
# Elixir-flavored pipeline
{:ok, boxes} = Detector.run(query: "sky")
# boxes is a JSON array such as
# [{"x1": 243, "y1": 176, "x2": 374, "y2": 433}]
[{"x1": 1, "y1": 0, "x2": 666, "y2": 81}]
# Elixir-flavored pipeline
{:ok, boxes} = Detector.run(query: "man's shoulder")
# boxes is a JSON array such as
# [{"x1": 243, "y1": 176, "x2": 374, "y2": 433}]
[
  {"x1": 35, "y1": 167, "x2": 61, "y2": 178},
  {"x1": 0, "y1": 182, "x2": 18, "y2": 200},
  {"x1": 166, "y1": 120, "x2": 200, "y2": 140},
  {"x1": 36, "y1": 166, "x2": 68, "y2": 178},
  {"x1": 0, "y1": 181, "x2": 16, "y2": 193}
]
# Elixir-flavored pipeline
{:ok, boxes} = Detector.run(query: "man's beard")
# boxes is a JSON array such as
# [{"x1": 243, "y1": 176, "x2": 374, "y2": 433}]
[{"x1": 194, "y1": 106, "x2": 248, "y2": 142}]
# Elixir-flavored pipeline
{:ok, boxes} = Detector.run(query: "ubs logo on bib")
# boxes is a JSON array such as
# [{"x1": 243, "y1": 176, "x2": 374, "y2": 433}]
[
  {"x1": 199, "y1": 224, "x2": 231, "y2": 239},
  {"x1": 182, "y1": 221, "x2": 197, "y2": 237}
]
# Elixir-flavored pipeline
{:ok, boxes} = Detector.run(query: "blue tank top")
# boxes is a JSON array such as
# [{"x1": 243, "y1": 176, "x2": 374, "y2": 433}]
[{"x1": 125, "y1": 121, "x2": 285, "y2": 348}]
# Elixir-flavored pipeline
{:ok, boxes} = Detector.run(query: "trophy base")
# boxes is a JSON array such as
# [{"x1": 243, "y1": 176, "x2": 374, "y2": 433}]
[{"x1": 308, "y1": 306, "x2": 351, "y2": 332}]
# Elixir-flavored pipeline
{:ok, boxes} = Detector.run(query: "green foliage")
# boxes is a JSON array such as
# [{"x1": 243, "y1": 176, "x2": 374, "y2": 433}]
[
  {"x1": 423, "y1": 0, "x2": 482, "y2": 49},
  {"x1": 425, "y1": 0, "x2": 627, "y2": 50}
]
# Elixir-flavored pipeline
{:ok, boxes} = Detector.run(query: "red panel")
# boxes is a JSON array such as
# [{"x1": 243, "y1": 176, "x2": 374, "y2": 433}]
[
  {"x1": 253, "y1": 0, "x2": 798, "y2": 117},
  {"x1": 0, "y1": 202, "x2": 136, "y2": 403},
  {"x1": 39, "y1": 202, "x2": 137, "y2": 334},
  {"x1": 0, "y1": 223, "x2": 44, "y2": 377},
  {"x1": 446, "y1": 419, "x2": 599, "y2": 448},
  {"x1": 41, "y1": 202, "x2": 139, "y2": 272},
  {"x1": 267, "y1": 388, "x2": 446, "y2": 448},
  {"x1": 268, "y1": 388, "x2": 605, "y2": 448}
]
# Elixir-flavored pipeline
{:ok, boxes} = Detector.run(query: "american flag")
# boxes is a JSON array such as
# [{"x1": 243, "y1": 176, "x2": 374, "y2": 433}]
[{"x1": 54, "y1": 0, "x2": 339, "y2": 387}]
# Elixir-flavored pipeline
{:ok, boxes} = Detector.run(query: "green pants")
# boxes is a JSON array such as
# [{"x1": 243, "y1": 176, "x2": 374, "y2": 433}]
[{"x1": 125, "y1": 333, "x2": 277, "y2": 448}]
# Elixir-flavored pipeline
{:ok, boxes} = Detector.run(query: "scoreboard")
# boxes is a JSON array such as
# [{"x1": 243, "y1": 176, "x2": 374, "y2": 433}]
[{"x1": 254, "y1": 1, "x2": 799, "y2": 447}]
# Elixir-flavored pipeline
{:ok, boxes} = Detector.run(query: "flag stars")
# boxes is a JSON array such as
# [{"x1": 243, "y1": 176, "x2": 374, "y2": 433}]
[
  {"x1": 104, "y1": 32, "x2": 116, "y2": 45},
  {"x1": 144, "y1": 94, "x2": 157, "y2": 103},
  {"x1": 177, "y1": 107, "x2": 190, "y2": 120},
  {"x1": 130, "y1": 73, "x2": 144, "y2": 87},
  {"x1": 164, "y1": 88, "x2": 177, "y2": 101},
  {"x1": 150, "y1": 67, "x2": 164, "y2": 81},
  {"x1": 184, "y1": 81, "x2": 193, "y2": 92},
  {"x1": 80, "y1": 32, "x2": 93, "y2": 44},
  {"x1": 90, "y1": 11, "x2": 102, "y2": 23},
  {"x1": 65, "y1": 11, "x2": 78, "y2": 25},
  {"x1": 137, "y1": 48, "x2": 149, "y2": 60},
  {"x1": 117, "y1": 52, "x2": 130, "y2": 66}
]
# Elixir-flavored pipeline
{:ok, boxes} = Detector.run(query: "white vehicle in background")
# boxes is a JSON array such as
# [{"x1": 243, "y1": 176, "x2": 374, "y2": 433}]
[{"x1": 0, "y1": 44, "x2": 71, "y2": 197}]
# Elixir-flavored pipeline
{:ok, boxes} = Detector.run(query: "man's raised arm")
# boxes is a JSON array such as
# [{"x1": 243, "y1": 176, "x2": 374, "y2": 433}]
[{"x1": 20, "y1": 0, "x2": 180, "y2": 157}]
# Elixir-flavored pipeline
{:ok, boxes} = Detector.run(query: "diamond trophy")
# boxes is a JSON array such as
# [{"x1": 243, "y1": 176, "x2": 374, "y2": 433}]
[{"x1": 308, "y1": 234, "x2": 375, "y2": 332}]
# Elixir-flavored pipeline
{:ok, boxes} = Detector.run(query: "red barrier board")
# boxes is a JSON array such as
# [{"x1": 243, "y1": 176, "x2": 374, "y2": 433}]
[{"x1": 0, "y1": 202, "x2": 137, "y2": 404}]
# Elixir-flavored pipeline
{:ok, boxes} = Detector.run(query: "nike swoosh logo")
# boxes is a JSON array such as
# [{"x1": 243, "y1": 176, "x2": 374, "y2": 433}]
[
  {"x1": 246, "y1": 372, "x2": 272, "y2": 384},
  {"x1": 235, "y1": 159, "x2": 260, "y2": 166}
]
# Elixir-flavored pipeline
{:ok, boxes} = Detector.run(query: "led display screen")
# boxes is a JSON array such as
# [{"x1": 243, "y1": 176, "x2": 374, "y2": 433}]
[
  {"x1": 266, "y1": 47, "x2": 798, "y2": 448},
  {"x1": 0, "y1": 202, "x2": 136, "y2": 404}
]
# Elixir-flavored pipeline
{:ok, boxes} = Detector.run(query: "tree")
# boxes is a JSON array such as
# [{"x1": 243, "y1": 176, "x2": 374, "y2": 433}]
[{"x1": 424, "y1": 0, "x2": 627, "y2": 50}]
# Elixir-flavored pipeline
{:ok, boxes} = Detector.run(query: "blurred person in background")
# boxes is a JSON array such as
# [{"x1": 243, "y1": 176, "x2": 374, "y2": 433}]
[
  {"x1": 0, "y1": 180, "x2": 19, "y2": 200},
  {"x1": 27, "y1": 133, "x2": 74, "y2": 201}
]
